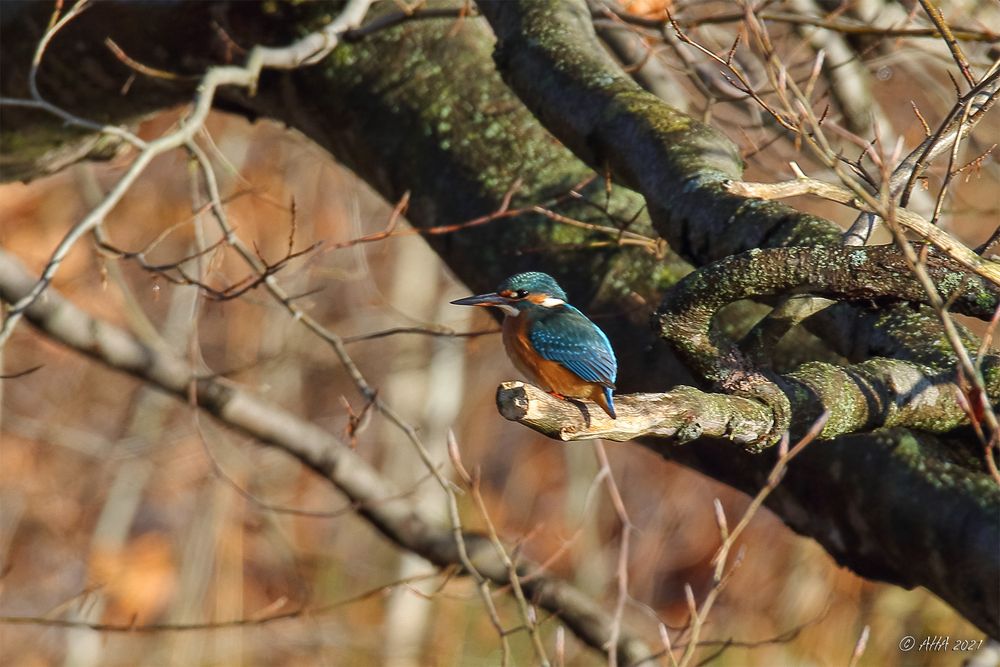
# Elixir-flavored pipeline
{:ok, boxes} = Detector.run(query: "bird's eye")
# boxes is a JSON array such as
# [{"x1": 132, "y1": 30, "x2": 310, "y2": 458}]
[{"x1": 515, "y1": 289, "x2": 529, "y2": 299}]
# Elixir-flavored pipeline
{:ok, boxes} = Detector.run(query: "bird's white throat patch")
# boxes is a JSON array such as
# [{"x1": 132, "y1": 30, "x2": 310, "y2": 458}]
[
  {"x1": 539, "y1": 297, "x2": 565, "y2": 308},
  {"x1": 497, "y1": 304, "x2": 521, "y2": 316}
]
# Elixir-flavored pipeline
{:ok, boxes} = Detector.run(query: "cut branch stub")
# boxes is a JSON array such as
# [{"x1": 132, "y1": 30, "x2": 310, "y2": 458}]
[{"x1": 496, "y1": 381, "x2": 774, "y2": 445}]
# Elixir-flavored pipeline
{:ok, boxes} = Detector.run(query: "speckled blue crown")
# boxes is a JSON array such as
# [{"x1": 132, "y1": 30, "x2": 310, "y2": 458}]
[{"x1": 496, "y1": 272, "x2": 568, "y2": 300}]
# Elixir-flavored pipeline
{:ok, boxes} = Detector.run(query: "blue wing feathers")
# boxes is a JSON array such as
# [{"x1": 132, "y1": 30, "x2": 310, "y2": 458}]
[
  {"x1": 528, "y1": 305, "x2": 617, "y2": 387},
  {"x1": 603, "y1": 387, "x2": 617, "y2": 419}
]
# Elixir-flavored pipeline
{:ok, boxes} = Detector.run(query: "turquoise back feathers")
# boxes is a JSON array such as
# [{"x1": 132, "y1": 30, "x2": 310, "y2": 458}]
[{"x1": 451, "y1": 272, "x2": 618, "y2": 418}]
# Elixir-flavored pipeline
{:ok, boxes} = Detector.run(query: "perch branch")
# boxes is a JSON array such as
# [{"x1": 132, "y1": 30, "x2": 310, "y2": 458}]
[
  {"x1": 499, "y1": 340, "x2": 1000, "y2": 447},
  {"x1": 497, "y1": 381, "x2": 775, "y2": 445}
]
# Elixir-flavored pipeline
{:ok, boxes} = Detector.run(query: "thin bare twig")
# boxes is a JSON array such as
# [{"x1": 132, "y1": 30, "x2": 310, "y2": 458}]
[
  {"x1": 594, "y1": 442, "x2": 634, "y2": 667},
  {"x1": 450, "y1": 432, "x2": 552, "y2": 666},
  {"x1": 0, "y1": 364, "x2": 44, "y2": 379},
  {"x1": 929, "y1": 94, "x2": 976, "y2": 225},
  {"x1": 669, "y1": 413, "x2": 827, "y2": 666},
  {"x1": 192, "y1": 411, "x2": 437, "y2": 519},
  {"x1": 883, "y1": 226, "x2": 1000, "y2": 481},
  {"x1": 321, "y1": 179, "x2": 528, "y2": 251},
  {"x1": 604, "y1": 7, "x2": 1000, "y2": 44},
  {"x1": 0, "y1": 0, "x2": 376, "y2": 349},
  {"x1": 105, "y1": 37, "x2": 198, "y2": 82},
  {"x1": 847, "y1": 624, "x2": 871, "y2": 667},
  {"x1": 894, "y1": 62, "x2": 1000, "y2": 210},
  {"x1": 440, "y1": 446, "x2": 517, "y2": 667},
  {"x1": 0, "y1": 1, "x2": 148, "y2": 149},
  {"x1": 532, "y1": 206, "x2": 665, "y2": 256},
  {"x1": 342, "y1": 325, "x2": 499, "y2": 344},
  {"x1": 0, "y1": 571, "x2": 442, "y2": 632},
  {"x1": 917, "y1": 0, "x2": 977, "y2": 89}
]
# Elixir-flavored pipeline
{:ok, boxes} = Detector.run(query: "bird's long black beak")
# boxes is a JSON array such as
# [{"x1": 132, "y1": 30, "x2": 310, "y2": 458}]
[{"x1": 450, "y1": 292, "x2": 507, "y2": 307}]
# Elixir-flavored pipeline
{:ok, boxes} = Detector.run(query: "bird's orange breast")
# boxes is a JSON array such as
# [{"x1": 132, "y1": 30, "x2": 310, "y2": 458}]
[{"x1": 502, "y1": 315, "x2": 605, "y2": 403}]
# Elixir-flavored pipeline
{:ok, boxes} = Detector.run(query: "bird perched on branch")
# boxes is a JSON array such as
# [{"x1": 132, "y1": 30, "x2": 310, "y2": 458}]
[{"x1": 451, "y1": 272, "x2": 618, "y2": 418}]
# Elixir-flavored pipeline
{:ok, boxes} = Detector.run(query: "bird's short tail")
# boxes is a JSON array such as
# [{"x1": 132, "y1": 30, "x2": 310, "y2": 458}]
[{"x1": 597, "y1": 386, "x2": 617, "y2": 419}]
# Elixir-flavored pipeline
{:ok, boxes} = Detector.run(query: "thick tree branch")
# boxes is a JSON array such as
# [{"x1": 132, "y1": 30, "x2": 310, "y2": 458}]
[
  {"x1": 478, "y1": 0, "x2": 841, "y2": 263},
  {"x1": 658, "y1": 245, "x2": 998, "y2": 372},
  {"x1": 650, "y1": 244, "x2": 998, "y2": 448}
]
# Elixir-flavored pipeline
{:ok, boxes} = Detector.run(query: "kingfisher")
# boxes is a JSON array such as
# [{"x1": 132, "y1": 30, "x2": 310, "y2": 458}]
[{"x1": 451, "y1": 272, "x2": 618, "y2": 419}]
